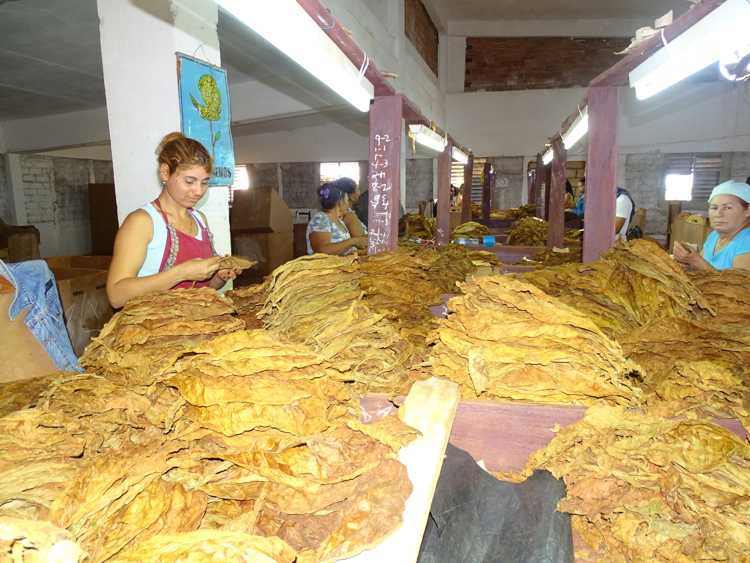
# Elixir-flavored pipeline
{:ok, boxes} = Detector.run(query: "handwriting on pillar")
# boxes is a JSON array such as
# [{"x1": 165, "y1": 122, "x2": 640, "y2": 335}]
[{"x1": 369, "y1": 133, "x2": 393, "y2": 253}]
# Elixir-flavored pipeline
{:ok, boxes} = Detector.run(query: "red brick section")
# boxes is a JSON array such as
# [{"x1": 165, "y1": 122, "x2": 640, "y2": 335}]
[
  {"x1": 405, "y1": 0, "x2": 439, "y2": 76},
  {"x1": 465, "y1": 37, "x2": 630, "y2": 92}
]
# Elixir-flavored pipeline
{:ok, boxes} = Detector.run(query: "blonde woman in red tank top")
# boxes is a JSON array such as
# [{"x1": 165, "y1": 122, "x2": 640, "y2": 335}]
[{"x1": 106, "y1": 132, "x2": 240, "y2": 309}]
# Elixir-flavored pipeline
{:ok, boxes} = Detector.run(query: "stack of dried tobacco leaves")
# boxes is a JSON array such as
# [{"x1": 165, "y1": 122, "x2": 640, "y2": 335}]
[
  {"x1": 430, "y1": 275, "x2": 643, "y2": 404},
  {"x1": 1, "y1": 329, "x2": 418, "y2": 561},
  {"x1": 81, "y1": 288, "x2": 244, "y2": 387},
  {"x1": 359, "y1": 250, "x2": 442, "y2": 346},
  {"x1": 503, "y1": 406, "x2": 750, "y2": 562},
  {"x1": 411, "y1": 244, "x2": 500, "y2": 293},
  {"x1": 226, "y1": 282, "x2": 268, "y2": 329},
  {"x1": 689, "y1": 268, "x2": 750, "y2": 324},
  {"x1": 506, "y1": 217, "x2": 548, "y2": 246},
  {"x1": 258, "y1": 254, "x2": 419, "y2": 392},
  {"x1": 452, "y1": 221, "x2": 490, "y2": 239},
  {"x1": 521, "y1": 240, "x2": 712, "y2": 337},
  {"x1": 400, "y1": 212, "x2": 436, "y2": 240}
]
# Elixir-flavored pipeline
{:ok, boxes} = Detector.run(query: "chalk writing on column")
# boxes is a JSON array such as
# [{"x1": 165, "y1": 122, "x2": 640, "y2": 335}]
[{"x1": 368, "y1": 133, "x2": 392, "y2": 254}]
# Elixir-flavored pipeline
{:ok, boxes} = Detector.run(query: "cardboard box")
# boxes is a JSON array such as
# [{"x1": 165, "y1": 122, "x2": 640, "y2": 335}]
[
  {"x1": 671, "y1": 215, "x2": 711, "y2": 253},
  {"x1": 230, "y1": 186, "x2": 292, "y2": 233},
  {"x1": 46, "y1": 255, "x2": 112, "y2": 271},
  {"x1": 232, "y1": 232, "x2": 294, "y2": 283},
  {"x1": 47, "y1": 264, "x2": 114, "y2": 356}
]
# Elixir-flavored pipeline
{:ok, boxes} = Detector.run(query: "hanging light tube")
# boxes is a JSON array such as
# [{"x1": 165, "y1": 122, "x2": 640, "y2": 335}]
[
  {"x1": 629, "y1": 0, "x2": 750, "y2": 100},
  {"x1": 409, "y1": 124, "x2": 447, "y2": 153},
  {"x1": 542, "y1": 148, "x2": 554, "y2": 165},
  {"x1": 216, "y1": 0, "x2": 374, "y2": 112},
  {"x1": 451, "y1": 146, "x2": 469, "y2": 164},
  {"x1": 562, "y1": 108, "x2": 588, "y2": 150}
]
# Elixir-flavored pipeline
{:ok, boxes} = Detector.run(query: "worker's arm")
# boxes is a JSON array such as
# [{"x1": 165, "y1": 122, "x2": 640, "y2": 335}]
[
  {"x1": 106, "y1": 210, "x2": 222, "y2": 308},
  {"x1": 342, "y1": 210, "x2": 366, "y2": 237},
  {"x1": 614, "y1": 216, "x2": 626, "y2": 235},
  {"x1": 309, "y1": 231, "x2": 367, "y2": 255}
]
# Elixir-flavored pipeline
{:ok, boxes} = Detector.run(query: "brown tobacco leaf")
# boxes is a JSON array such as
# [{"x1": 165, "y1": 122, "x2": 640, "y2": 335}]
[
  {"x1": 217, "y1": 255, "x2": 256, "y2": 271},
  {"x1": 431, "y1": 275, "x2": 643, "y2": 405},
  {"x1": 0, "y1": 517, "x2": 84, "y2": 563},
  {"x1": 113, "y1": 530, "x2": 297, "y2": 562},
  {"x1": 504, "y1": 406, "x2": 750, "y2": 562},
  {"x1": 347, "y1": 414, "x2": 420, "y2": 452},
  {"x1": 507, "y1": 216, "x2": 549, "y2": 246},
  {"x1": 689, "y1": 268, "x2": 750, "y2": 324}
]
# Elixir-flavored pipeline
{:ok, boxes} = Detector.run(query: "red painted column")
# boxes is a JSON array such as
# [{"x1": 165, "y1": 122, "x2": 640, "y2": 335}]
[
  {"x1": 583, "y1": 87, "x2": 619, "y2": 263},
  {"x1": 461, "y1": 153, "x2": 473, "y2": 223},
  {"x1": 482, "y1": 161, "x2": 492, "y2": 220},
  {"x1": 368, "y1": 96, "x2": 403, "y2": 254},
  {"x1": 436, "y1": 141, "x2": 452, "y2": 245},
  {"x1": 547, "y1": 136, "x2": 566, "y2": 249},
  {"x1": 543, "y1": 164, "x2": 552, "y2": 220},
  {"x1": 531, "y1": 153, "x2": 544, "y2": 210}
]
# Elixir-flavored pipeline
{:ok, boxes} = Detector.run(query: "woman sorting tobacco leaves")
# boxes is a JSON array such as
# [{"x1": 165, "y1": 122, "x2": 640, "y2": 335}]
[
  {"x1": 306, "y1": 182, "x2": 368, "y2": 255},
  {"x1": 106, "y1": 132, "x2": 241, "y2": 309},
  {"x1": 335, "y1": 177, "x2": 368, "y2": 237},
  {"x1": 674, "y1": 180, "x2": 750, "y2": 271}
]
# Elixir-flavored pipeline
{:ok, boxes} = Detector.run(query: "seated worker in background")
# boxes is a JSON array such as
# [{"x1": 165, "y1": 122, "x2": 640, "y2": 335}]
[
  {"x1": 336, "y1": 177, "x2": 368, "y2": 237},
  {"x1": 106, "y1": 132, "x2": 240, "y2": 309},
  {"x1": 574, "y1": 178, "x2": 586, "y2": 218},
  {"x1": 615, "y1": 187, "x2": 636, "y2": 240},
  {"x1": 307, "y1": 182, "x2": 368, "y2": 255},
  {"x1": 674, "y1": 180, "x2": 750, "y2": 271}
]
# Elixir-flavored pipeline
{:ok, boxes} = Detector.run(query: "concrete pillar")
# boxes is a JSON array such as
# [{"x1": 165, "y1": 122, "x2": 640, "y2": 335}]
[
  {"x1": 461, "y1": 154, "x2": 473, "y2": 223},
  {"x1": 368, "y1": 96, "x2": 403, "y2": 254},
  {"x1": 5, "y1": 154, "x2": 26, "y2": 225},
  {"x1": 583, "y1": 87, "x2": 619, "y2": 263},
  {"x1": 548, "y1": 137, "x2": 566, "y2": 249},
  {"x1": 436, "y1": 141, "x2": 451, "y2": 245},
  {"x1": 97, "y1": 0, "x2": 230, "y2": 255}
]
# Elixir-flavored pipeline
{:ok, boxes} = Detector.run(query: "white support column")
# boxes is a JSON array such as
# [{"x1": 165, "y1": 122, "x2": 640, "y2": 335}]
[
  {"x1": 5, "y1": 154, "x2": 27, "y2": 225},
  {"x1": 97, "y1": 0, "x2": 230, "y2": 256}
]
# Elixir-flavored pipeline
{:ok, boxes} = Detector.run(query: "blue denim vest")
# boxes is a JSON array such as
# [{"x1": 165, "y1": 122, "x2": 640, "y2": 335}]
[{"x1": 0, "y1": 259, "x2": 81, "y2": 372}]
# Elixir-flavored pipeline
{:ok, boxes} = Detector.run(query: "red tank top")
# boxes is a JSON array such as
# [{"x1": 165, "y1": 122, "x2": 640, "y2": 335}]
[{"x1": 153, "y1": 200, "x2": 216, "y2": 289}]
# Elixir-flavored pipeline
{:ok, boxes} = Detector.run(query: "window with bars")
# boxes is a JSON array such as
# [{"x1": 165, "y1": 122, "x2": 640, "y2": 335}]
[
  {"x1": 664, "y1": 154, "x2": 722, "y2": 203},
  {"x1": 451, "y1": 161, "x2": 465, "y2": 188}
]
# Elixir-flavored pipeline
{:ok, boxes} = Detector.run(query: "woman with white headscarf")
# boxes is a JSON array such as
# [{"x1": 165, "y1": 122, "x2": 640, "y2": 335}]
[{"x1": 674, "y1": 180, "x2": 750, "y2": 271}]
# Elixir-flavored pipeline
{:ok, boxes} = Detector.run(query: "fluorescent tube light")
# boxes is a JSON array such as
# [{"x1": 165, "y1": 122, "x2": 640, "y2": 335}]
[
  {"x1": 409, "y1": 124, "x2": 447, "y2": 153},
  {"x1": 216, "y1": 0, "x2": 374, "y2": 112},
  {"x1": 562, "y1": 109, "x2": 588, "y2": 150},
  {"x1": 451, "y1": 146, "x2": 469, "y2": 165},
  {"x1": 542, "y1": 149, "x2": 554, "y2": 165},
  {"x1": 629, "y1": 0, "x2": 750, "y2": 100}
]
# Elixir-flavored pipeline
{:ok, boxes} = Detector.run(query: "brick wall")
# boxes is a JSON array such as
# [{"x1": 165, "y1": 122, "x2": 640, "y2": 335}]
[
  {"x1": 405, "y1": 158, "x2": 433, "y2": 210},
  {"x1": 623, "y1": 153, "x2": 668, "y2": 236},
  {"x1": 93, "y1": 160, "x2": 114, "y2": 184},
  {"x1": 726, "y1": 152, "x2": 750, "y2": 183},
  {"x1": 0, "y1": 155, "x2": 9, "y2": 222},
  {"x1": 22, "y1": 156, "x2": 56, "y2": 224},
  {"x1": 465, "y1": 37, "x2": 629, "y2": 92},
  {"x1": 405, "y1": 0, "x2": 438, "y2": 76}
]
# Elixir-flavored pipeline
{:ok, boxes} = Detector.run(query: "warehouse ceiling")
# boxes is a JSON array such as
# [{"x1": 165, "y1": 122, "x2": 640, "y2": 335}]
[
  {"x1": 0, "y1": 0, "x2": 361, "y2": 129},
  {"x1": 428, "y1": 0, "x2": 692, "y2": 21}
]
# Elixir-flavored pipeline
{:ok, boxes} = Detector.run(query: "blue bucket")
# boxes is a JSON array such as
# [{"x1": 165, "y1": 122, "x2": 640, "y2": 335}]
[{"x1": 482, "y1": 235, "x2": 496, "y2": 248}]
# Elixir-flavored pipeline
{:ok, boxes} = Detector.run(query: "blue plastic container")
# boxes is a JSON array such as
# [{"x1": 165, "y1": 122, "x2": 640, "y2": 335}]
[{"x1": 482, "y1": 235, "x2": 496, "y2": 248}]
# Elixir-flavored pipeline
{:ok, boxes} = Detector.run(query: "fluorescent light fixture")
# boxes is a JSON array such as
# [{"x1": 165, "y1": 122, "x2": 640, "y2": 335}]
[
  {"x1": 542, "y1": 149, "x2": 554, "y2": 165},
  {"x1": 409, "y1": 124, "x2": 447, "y2": 153},
  {"x1": 451, "y1": 146, "x2": 469, "y2": 165},
  {"x1": 562, "y1": 109, "x2": 588, "y2": 150},
  {"x1": 216, "y1": 0, "x2": 374, "y2": 112},
  {"x1": 629, "y1": 0, "x2": 750, "y2": 100},
  {"x1": 665, "y1": 173, "x2": 694, "y2": 201}
]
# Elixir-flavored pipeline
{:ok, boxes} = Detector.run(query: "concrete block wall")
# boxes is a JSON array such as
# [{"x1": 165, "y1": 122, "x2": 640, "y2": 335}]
[
  {"x1": 491, "y1": 156, "x2": 524, "y2": 210},
  {"x1": 280, "y1": 162, "x2": 320, "y2": 209},
  {"x1": 623, "y1": 153, "x2": 668, "y2": 236},
  {"x1": 0, "y1": 155, "x2": 9, "y2": 222},
  {"x1": 726, "y1": 152, "x2": 750, "y2": 183},
  {"x1": 405, "y1": 158, "x2": 433, "y2": 210},
  {"x1": 249, "y1": 163, "x2": 279, "y2": 191},
  {"x1": 15, "y1": 154, "x2": 113, "y2": 256}
]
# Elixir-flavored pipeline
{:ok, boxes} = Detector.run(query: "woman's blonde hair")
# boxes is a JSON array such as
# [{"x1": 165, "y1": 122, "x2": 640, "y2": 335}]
[{"x1": 156, "y1": 132, "x2": 212, "y2": 176}]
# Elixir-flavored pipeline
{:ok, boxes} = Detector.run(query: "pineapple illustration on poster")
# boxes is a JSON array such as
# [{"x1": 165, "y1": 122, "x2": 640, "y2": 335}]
[{"x1": 177, "y1": 53, "x2": 235, "y2": 187}]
